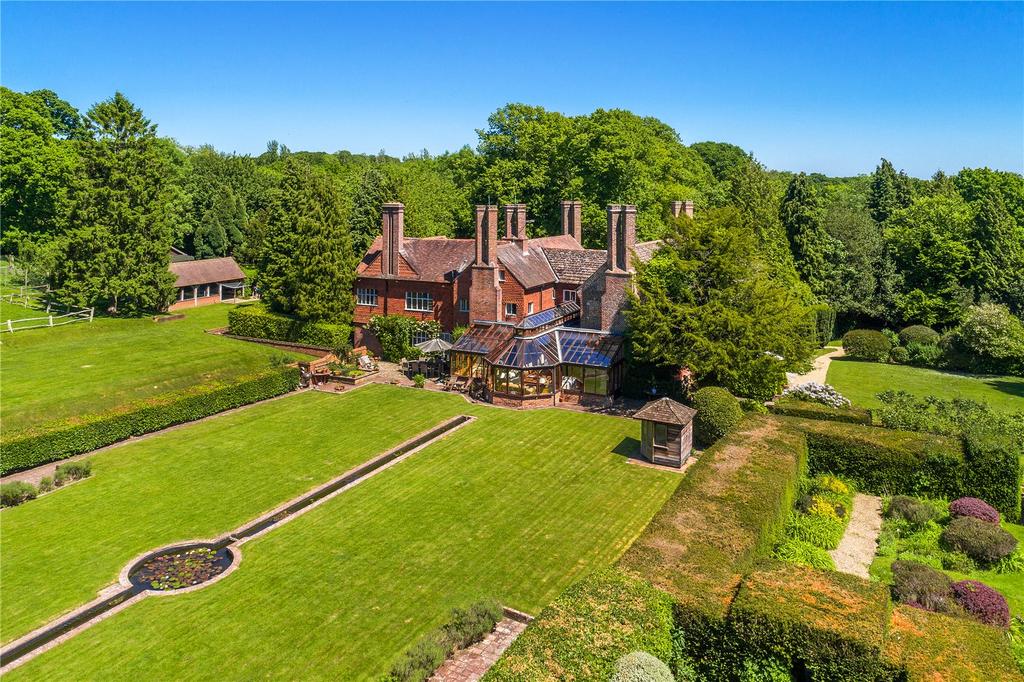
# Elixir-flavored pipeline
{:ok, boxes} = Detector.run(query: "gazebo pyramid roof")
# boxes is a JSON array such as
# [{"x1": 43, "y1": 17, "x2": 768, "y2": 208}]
[{"x1": 633, "y1": 397, "x2": 697, "y2": 425}]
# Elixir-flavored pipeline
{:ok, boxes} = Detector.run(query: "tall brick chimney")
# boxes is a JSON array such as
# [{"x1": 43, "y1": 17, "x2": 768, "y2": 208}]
[
  {"x1": 560, "y1": 200, "x2": 582, "y2": 244},
  {"x1": 670, "y1": 200, "x2": 695, "y2": 219},
  {"x1": 470, "y1": 204, "x2": 502, "y2": 322},
  {"x1": 606, "y1": 204, "x2": 637, "y2": 273},
  {"x1": 504, "y1": 204, "x2": 528, "y2": 253},
  {"x1": 475, "y1": 204, "x2": 498, "y2": 266},
  {"x1": 380, "y1": 202, "x2": 404, "y2": 277}
]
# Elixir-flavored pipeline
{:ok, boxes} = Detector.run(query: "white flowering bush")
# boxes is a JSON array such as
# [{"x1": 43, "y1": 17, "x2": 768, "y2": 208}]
[{"x1": 781, "y1": 382, "x2": 850, "y2": 408}]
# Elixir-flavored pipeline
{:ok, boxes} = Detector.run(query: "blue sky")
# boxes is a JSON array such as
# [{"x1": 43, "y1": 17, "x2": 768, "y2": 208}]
[{"x1": 2, "y1": 2, "x2": 1021, "y2": 177}]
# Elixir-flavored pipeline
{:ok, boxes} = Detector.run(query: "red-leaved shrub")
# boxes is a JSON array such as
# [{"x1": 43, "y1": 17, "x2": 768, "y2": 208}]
[
  {"x1": 949, "y1": 497, "x2": 1000, "y2": 524},
  {"x1": 950, "y1": 580, "x2": 1010, "y2": 628}
]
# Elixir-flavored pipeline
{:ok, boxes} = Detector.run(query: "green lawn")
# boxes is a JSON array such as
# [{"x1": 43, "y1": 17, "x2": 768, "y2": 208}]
[
  {"x1": 5, "y1": 386, "x2": 679, "y2": 679},
  {"x1": 0, "y1": 386, "x2": 474, "y2": 644},
  {"x1": 826, "y1": 358, "x2": 1024, "y2": 413},
  {"x1": 0, "y1": 304, "x2": 308, "y2": 434}
]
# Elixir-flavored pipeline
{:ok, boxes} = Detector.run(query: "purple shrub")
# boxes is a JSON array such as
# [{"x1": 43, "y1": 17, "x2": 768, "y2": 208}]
[
  {"x1": 949, "y1": 497, "x2": 1000, "y2": 524},
  {"x1": 891, "y1": 560, "x2": 954, "y2": 614},
  {"x1": 951, "y1": 580, "x2": 1010, "y2": 628}
]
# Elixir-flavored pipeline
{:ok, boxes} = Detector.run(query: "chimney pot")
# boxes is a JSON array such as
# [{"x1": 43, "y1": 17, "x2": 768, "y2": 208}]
[
  {"x1": 560, "y1": 200, "x2": 582, "y2": 244},
  {"x1": 475, "y1": 205, "x2": 499, "y2": 266},
  {"x1": 606, "y1": 204, "x2": 637, "y2": 272},
  {"x1": 671, "y1": 200, "x2": 695, "y2": 219}
]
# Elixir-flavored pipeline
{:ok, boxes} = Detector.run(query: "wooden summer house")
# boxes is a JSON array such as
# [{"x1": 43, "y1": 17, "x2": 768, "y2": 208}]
[{"x1": 633, "y1": 397, "x2": 696, "y2": 468}]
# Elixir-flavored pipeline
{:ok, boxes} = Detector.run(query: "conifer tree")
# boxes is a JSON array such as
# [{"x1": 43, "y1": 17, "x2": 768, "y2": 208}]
[
  {"x1": 779, "y1": 173, "x2": 838, "y2": 297},
  {"x1": 349, "y1": 165, "x2": 399, "y2": 254},
  {"x1": 258, "y1": 159, "x2": 354, "y2": 323},
  {"x1": 51, "y1": 92, "x2": 179, "y2": 314},
  {"x1": 868, "y1": 158, "x2": 913, "y2": 224}
]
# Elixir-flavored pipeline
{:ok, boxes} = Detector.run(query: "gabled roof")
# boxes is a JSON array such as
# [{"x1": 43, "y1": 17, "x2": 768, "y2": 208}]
[
  {"x1": 541, "y1": 248, "x2": 608, "y2": 284},
  {"x1": 357, "y1": 236, "x2": 475, "y2": 283},
  {"x1": 169, "y1": 257, "x2": 245, "y2": 288},
  {"x1": 633, "y1": 397, "x2": 697, "y2": 425},
  {"x1": 634, "y1": 240, "x2": 663, "y2": 263}
]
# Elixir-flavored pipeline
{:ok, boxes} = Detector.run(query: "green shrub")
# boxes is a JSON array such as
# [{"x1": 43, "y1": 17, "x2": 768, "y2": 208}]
[
  {"x1": 808, "y1": 304, "x2": 837, "y2": 348},
  {"x1": 888, "y1": 346, "x2": 909, "y2": 364},
  {"x1": 881, "y1": 328, "x2": 900, "y2": 347},
  {"x1": 942, "y1": 303, "x2": 1024, "y2": 376},
  {"x1": 729, "y1": 360, "x2": 787, "y2": 402},
  {"x1": 942, "y1": 551, "x2": 978, "y2": 573},
  {"x1": 842, "y1": 329, "x2": 891, "y2": 362},
  {"x1": 0, "y1": 481, "x2": 37, "y2": 507},
  {"x1": 739, "y1": 398, "x2": 768, "y2": 414},
  {"x1": 773, "y1": 537, "x2": 835, "y2": 570},
  {"x1": 412, "y1": 373, "x2": 426, "y2": 389},
  {"x1": 227, "y1": 304, "x2": 351, "y2": 350},
  {"x1": 890, "y1": 560, "x2": 954, "y2": 613},
  {"x1": 906, "y1": 341, "x2": 943, "y2": 367},
  {"x1": 886, "y1": 496, "x2": 941, "y2": 528},
  {"x1": 387, "y1": 599, "x2": 502, "y2": 682},
  {"x1": 692, "y1": 387, "x2": 743, "y2": 446},
  {"x1": 940, "y1": 516, "x2": 1018, "y2": 566},
  {"x1": 1, "y1": 367, "x2": 300, "y2": 475},
  {"x1": 55, "y1": 460, "x2": 92, "y2": 482},
  {"x1": 899, "y1": 325, "x2": 940, "y2": 347},
  {"x1": 366, "y1": 315, "x2": 440, "y2": 362},
  {"x1": 37, "y1": 476, "x2": 53, "y2": 493},
  {"x1": 739, "y1": 656, "x2": 791, "y2": 682},
  {"x1": 769, "y1": 399, "x2": 871, "y2": 425},
  {"x1": 611, "y1": 651, "x2": 675, "y2": 682},
  {"x1": 483, "y1": 571, "x2": 675, "y2": 681}
]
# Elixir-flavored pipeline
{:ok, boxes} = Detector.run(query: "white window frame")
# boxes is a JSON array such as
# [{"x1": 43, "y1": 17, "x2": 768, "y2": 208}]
[
  {"x1": 356, "y1": 287, "x2": 378, "y2": 307},
  {"x1": 528, "y1": 302, "x2": 535, "y2": 314},
  {"x1": 563, "y1": 290, "x2": 577, "y2": 302},
  {"x1": 505, "y1": 302, "x2": 518, "y2": 317},
  {"x1": 498, "y1": 270, "x2": 506, "y2": 282},
  {"x1": 411, "y1": 330, "x2": 432, "y2": 345},
  {"x1": 458, "y1": 298, "x2": 469, "y2": 312},
  {"x1": 405, "y1": 290, "x2": 433, "y2": 312}
]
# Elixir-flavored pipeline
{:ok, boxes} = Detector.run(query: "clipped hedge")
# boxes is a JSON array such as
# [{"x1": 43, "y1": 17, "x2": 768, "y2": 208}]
[
  {"x1": 227, "y1": 304, "x2": 351, "y2": 350},
  {"x1": 842, "y1": 329, "x2": 891, "y2": 362},
  {"x1": 691, "y1": 386, "x2": 743, "y2": 446},
  {"x1": 731, "y1": 561, "x2": 899, "y2": 681},
  {"x1": 783, "y1": 417, "x2": 1021, "y2": 520},
  {"x1": 482, "y1": 570, "x2": 675, "y2": 681},
  {"x1": 0, "y1": 367, "x2": 300, "y2": 475},
  {"x1": 769, "y1": 398, "x2": 871, "y2": 425},
  {"x1": 619, "y1": 416, "x2": 807, "y2": 621}
]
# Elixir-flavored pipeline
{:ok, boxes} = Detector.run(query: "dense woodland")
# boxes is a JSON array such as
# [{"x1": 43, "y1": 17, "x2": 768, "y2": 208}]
[{"x1": 3, "y1": 87, "x2": 1022, "y2": 392}]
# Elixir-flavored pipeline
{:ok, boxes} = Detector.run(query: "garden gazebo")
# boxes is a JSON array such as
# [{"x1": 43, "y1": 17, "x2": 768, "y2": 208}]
[{"x1": 633, "y1": 397, "x2": 696, "y2": 468}]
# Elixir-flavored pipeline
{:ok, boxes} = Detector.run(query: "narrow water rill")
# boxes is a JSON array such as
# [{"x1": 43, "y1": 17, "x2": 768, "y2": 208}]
[{"x1": 0, "y1": 414, "x2": 473, "y2": 670}]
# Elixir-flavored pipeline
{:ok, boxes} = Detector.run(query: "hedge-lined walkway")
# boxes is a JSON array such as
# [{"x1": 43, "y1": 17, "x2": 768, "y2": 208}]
[
  {"x1": 430, "y1": 618, "x2": 528, "y2": 682},
  {"x1": 830, "y1": 493, "x2": 882, "y2": 578}
]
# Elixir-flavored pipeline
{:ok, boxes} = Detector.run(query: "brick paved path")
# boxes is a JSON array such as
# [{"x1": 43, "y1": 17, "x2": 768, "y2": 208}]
[{"x1": 429, "y1": 618, "x2": 527, "y2": 682}]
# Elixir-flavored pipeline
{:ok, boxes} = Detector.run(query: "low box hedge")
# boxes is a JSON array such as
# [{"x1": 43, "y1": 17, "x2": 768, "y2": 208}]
[
  {"x1": 227, "y1": 304, "x2": 351, "y2": 350},
  {"x1": 769, "y1": 398, "x2": 872, "y2": 425},
  {"x1": 0, "y1": 367, "x2": 300, "y2": 475},
  {"x1": 730, "y1": 560, "x2": 898, "y2": 682},
  {"x1": 784, "y1": 417, "x2": 1020, "y2": 519},
  {"x1": 482, "y1": 570, "x2": 675, "y2": 681}
]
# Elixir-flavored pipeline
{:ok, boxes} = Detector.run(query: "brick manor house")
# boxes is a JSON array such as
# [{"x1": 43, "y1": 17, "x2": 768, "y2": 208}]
[{"x1": 353, "y1": 199, "x2": 694, "y2": 407}]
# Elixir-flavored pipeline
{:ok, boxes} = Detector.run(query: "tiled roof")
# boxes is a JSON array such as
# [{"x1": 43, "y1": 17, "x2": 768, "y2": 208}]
[
  {"x1": 541, "y1": 248, "x2": 608, "y2": 284},
  {"x1": 496, "y1": 243, "x2": 557, "y2": 289},
  {"x1": 633, "y1": 397, "x2": 697, "y2": 425},
  {"x1": 357, "y1": 236, "x2": 475, "y2": 283},
  {"x1": 634, "y1": 240, "x2": 663, "y2": 263},
  {"x1": 169, "y1": 257, "x2": 245, "y2": 288}
]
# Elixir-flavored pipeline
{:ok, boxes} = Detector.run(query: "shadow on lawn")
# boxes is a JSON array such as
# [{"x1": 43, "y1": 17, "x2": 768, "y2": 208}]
[
  {"x1": 988, "y1": 378, "x2": 1024, "y2": 401},
  {"x1": 612, "y1": 437, "x2": 643, "y2": 462}
]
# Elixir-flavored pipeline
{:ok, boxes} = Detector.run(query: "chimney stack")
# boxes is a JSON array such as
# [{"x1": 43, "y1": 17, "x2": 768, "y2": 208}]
[
  {"x1": 560, "y1": 200, "x2": 582, "y2": 244},
  {"x1": 504, "y1": 203, "x2": 528, "y2": 253},
  {"x1": 380, "y1": 202, "x2": 404, "y2": 277},
  {"x1": 475, "y1": 204, "x2": 499, "y2": 266},
  {"x1": 606, "y1": 204, "x2": 637, "y2": 273},
  {"x1": 670, "y1": 200, "x2": 695, "y2": 219}
]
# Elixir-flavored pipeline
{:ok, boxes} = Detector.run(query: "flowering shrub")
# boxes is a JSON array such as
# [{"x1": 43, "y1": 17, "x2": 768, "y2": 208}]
[
  {"x1": 951, "y1": 580, "x2": 1010, "y2": 628},
  {"x1": 816, "y1": 474, "x2": 850, "y2": 496},
  {"x1": 780, "y1": 382, "x2": 850, "y2": 408},
  {"x1": 806, "y1": 496, "x2": 841, "y2": 521},
  {"x1": 949, "y1": 497, "x2": 1000, "y2": 524},
  {"x1": 941, "y1": 516, "x2": 1018, "y2": 566},
  {"x1": 891, "y1": 560, "x2": 954, "y2": 614}
]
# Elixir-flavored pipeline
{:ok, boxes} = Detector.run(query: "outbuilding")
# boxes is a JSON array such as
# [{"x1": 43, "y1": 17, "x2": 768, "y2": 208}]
[
  {"x1": 633, "y1": 397, "x2": 696, "y2": 468},
  {"x1": 168, "y1": 256, "x2": 246, "y2": 311}
]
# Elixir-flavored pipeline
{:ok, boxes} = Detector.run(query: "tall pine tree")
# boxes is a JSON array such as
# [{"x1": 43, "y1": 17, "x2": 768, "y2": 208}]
[{"x1": 779, "y1": 173, "x2": 838, "y2": 297}]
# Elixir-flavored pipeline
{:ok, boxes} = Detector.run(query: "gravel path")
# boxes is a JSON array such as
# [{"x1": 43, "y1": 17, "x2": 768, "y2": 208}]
[
  {"x1": 786, "y1": 347, "x2": 845, "y2": 387},
  {"x1": 831, "y1": 493, "x2": 883, "y2": 578}
]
